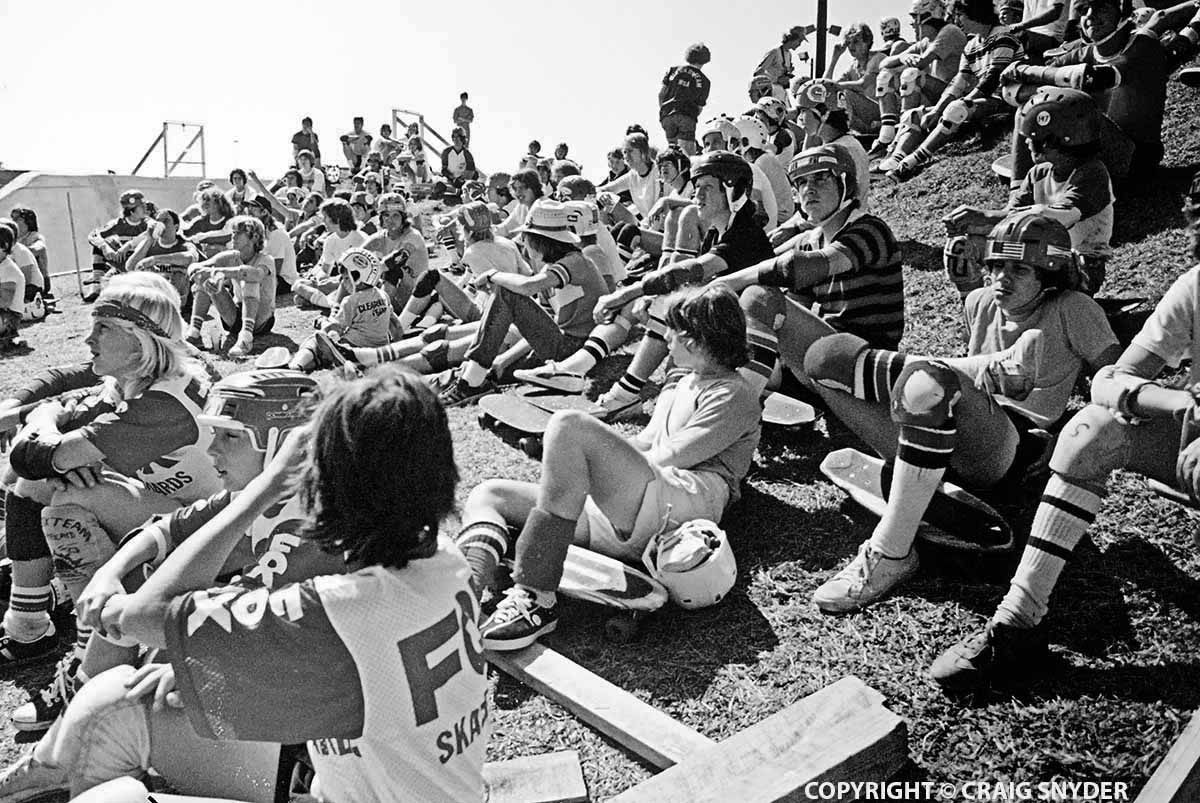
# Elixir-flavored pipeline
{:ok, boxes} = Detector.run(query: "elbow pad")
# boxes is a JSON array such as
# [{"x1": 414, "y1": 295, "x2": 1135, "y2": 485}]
[
  {"x1": 9, "y1": 430, "x2": 64, "y2": 480},
  {"x1": 641, "y1": 263, "x2": 703, "y2": 296}
]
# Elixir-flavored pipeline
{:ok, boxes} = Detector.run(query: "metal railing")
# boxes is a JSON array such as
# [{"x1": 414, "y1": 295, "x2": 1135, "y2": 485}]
[{"x1": 131, "y1": 121, "x2": 206, "y2": 178}]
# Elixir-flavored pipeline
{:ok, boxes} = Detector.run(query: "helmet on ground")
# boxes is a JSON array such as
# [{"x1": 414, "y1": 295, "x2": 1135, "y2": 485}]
[
  {"x1": 691, "y1": 150, "x2": 754, "y2": 202},
  {"x1": 699, "y1": 116, "x2": 741, "y2": 148},
  {"x1": 732, "y1": 116, "x2": 771, "y2": 153},
  {"x1": 984, "y1": 211, "x2": 1074, "y2": 274},
  {"x1": 642, "y1": 519, "x2": 737, "y2": 610},
  {"x1": 792, "y1": 79, "x2": 846, "y2": 114},
  {"x1": 563, "y1": 200, "x2": 601, "y2": 237},
  {"x1": 788, "y1": 144, "x2": 859, "y2": 208},
  {"x1": 338, "y1": 247, "x2": 383, "y2": 287},
  {"x1": 755, "y1": 96, "x2": 788, "y2": 124},
  {"x1": 910, "y1": 0, "x2": 947, "y2": 24},
  {"x1": 1017, "y1": 87, "x2": 1101, "y2": 148},
  {"x1": 881, "y1": 16, "x2": 902, "y2": 38},
  {"x1": 198, "y1": 370, "x2": 318, "y2": 461}
]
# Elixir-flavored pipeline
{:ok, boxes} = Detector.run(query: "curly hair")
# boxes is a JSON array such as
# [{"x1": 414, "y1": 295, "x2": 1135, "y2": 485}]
[
  {"x1": 200, "y1": 188, "x2": 235, "y2": 220},
  {"x1": 229, "y1": 214, "x2": 266, "y2": 254},
  {"x1": 9, "y1": 207, "x2": 37, "y2": 233},
  {"x1": 843, "y1": 22, "x2": 874, "y2": 48},
  {"x1": 511, "y1": 168, "x2": 544, "y2": 200},
  {"x1": 299, "y1": 367, "x2": 458, "y2": 570},
  {"x1": 685, "y1": 42, "x2": 711, "y2": 66}
]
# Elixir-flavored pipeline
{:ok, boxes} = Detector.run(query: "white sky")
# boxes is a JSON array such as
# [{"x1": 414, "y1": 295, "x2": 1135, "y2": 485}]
[{"x1": 0, "y1": 0, "x2": 910, "y2": 182}]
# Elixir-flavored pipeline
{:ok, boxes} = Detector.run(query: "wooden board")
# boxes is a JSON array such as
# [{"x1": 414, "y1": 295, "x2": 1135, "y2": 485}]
[
  {"x1": 484, "y1": 750, "x2": 590, "y2": 803},
  {"x1": 487, "y1": 644, "x2": 715, "y2": 769},
  {"x1": 1136, "y1": 708, "x2": 1200, "y2": 803},
  {"x1": 610, "y1": 676, "x2": 907, "y2": 802}
]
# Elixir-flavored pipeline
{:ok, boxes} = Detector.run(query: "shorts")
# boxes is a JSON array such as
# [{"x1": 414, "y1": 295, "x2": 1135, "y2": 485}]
[
  {"x1": 583, "y1": 464, "x2": 730, "y2": 563},
  {"x1": 660, "y1": 113, "x2": 698, "y2": 144}
]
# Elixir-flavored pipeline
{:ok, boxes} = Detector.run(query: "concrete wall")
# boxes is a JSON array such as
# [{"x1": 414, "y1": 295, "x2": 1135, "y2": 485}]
[{"x1": 0, "y1": 173, "x2": 218, "y2": 295}]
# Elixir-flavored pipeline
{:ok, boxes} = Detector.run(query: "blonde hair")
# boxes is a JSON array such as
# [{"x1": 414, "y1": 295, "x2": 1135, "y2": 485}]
[{"x1": 94, "y1": 273, "x2": 204, "y2": 398}]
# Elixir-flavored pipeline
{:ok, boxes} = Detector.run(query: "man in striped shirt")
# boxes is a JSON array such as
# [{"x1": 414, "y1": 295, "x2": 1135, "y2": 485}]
[{"x1": 713, "y1": 144, "x2": 904, "y2": 399}]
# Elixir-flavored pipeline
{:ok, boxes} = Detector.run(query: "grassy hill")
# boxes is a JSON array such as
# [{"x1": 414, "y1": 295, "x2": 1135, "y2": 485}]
[{"x1": 2, "y1": 67, "x2": 1199, "y2": 799}]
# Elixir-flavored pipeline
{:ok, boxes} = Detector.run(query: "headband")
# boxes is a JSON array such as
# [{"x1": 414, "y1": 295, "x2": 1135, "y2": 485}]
[{"x1": 93, "y1": 300, "x2": 169, "y2": 338}]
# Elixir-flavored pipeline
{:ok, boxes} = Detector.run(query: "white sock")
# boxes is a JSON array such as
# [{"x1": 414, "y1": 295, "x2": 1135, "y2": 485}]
[{"x1": 461, "y1": 360, "x2": 488, "y2": 387}]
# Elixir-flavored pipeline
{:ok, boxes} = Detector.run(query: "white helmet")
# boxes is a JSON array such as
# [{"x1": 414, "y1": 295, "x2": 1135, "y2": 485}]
[
  {"x1": 641, "y1": 519, "x2": 736, "y2": 610},
  {"x1": 338, "y1": 247, "x2": 383, "y2": 287},
  {"x1": 699, "y1": 116, "x2": 741, "y2": 149},
  {"x1": 733, "y1": 116, "x2": 771, "y2": 154},
  {"x1": 910, "y1": 0, "x2": 946, "y2": 24},
  {"x1": 563, "y1": 200, "x2": 600, "y2": 237},
  {"x1": 755, "y1": 96, "x2": 788, "y2": 124}
]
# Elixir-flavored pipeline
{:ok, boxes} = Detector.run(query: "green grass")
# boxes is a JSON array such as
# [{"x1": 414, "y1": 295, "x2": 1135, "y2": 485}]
[{"x1": 3, "y1": 70, "x2": 1200, "y2": 799}]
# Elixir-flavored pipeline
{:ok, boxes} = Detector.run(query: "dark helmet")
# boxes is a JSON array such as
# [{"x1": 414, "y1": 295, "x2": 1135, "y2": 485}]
[
  {"x1": 691, "y1": 151, "x2": 753, "y2": 201},
  {"x1": 198, "y1": 370, "x2": 318, "y2": 460}
]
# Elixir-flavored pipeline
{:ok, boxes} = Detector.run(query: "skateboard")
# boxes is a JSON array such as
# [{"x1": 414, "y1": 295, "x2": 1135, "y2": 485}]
[
  {"x1": 819, "y1": 447, "x2": 1015, "y2": 554},
  {"x1": 505, "y1": 545, "x2": 668, "y2": 643},
  {"x1": 991, "y1": 154, "x2": 1014, "y2": 181},
  {"x1": 478, "y1": 387, "x2": 609, "y2": 458},
  {"x1": 762, "y1": 391, "x2": 818, "y2": 427}
]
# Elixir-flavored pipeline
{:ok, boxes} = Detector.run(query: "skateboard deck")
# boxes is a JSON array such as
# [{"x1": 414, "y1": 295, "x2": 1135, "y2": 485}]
[
  {"x1": 503, "y1": 545, "x2": 667, "y2": 642},
  {"x1": 762, "y1": 391, "x2": 818, "y2": 427},
  {"x1": 991, "y1": 154, "x2": 1014, "y2": 181},
  {"x1": 820, "y1": 447, "x2": 1015, "y2": 554},
  {"x1": 478, "y1": 389, "x2": 610, "y2": 457},
  {"x1": 515, "y1": 386, "x2": 608, "y2": 416}
]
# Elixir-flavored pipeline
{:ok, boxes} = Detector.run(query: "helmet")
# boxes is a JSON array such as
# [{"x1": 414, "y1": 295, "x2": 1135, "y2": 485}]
[
  {"x1": 691, "y1": 150, "x2": 754, "y2": 201},
  {"x1": 984, "y1": 212, "x2": 1075, "y2": 274},
  {"x1": 325, "y1": 165, "x2": 342, "y2": 184},
  {"x1": 1017, "y1": 87, "x2": 1101, "y2": 148},
  {"x1": 792, "y1": 79, "x2": 846, "y2": 114},
  {"x1": 699, "y1": 116, "x2": 741, "y2": 149},
  {"x1": 461, "y1": 179, "x2": 487, "y2": 202},
  {"x1": 641, "y1": 519, "x2": 736, "y2": 610},
  {"x1": 119, "y1": 189, "x2": 145, "y2": 210},
  {"x1": 748, "y1": 73, "x2": 774, "y2": 100},
  {"x1": 881, "y1": 16, "x2": 902, "y2": 39},
  {"x1": 563, "y1": 200, "x2": 600, "y2": 237},
  {"x1": 458, "y1": 201, "x2": 494, "y2": 236},
  {"x1": 338, "y1": 247, "x2": 383, "y2": 287},
  {"x1": 732, "y1": 116, "x2": 771, "y2": 153},
  {"x1": 910, "y1": 0, "x2": 947, "y2": 24},
  {"x1": 198, "y1": 370, "x2": 318, "y2": 461},
  {"x1": 755, "y1": 96, "x2": 788, "y2": 124},
  {"x1": 788, "y1": 144, "x2": 859, "y2": 208}
]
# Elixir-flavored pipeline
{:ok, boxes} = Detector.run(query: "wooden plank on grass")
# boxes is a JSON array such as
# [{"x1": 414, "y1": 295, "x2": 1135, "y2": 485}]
[
  {"x1": 610, "y1": 676, "x2": 907, "y2": 803},
  {"x1": 487, "y1": 644, "x2": 715, "y2": 769},
  {"x1": 483, "y1": 750, "x2": 589, "y2": 803},
  {"x1": 1137, "y1": 708, "x2": 1200, "y2": 803}
]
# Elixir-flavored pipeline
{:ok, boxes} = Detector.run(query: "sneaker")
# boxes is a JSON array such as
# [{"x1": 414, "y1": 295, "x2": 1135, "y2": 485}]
[
  {"x1": 438, "y1": 376, "x2": 495, "y2": 408},
  {"x1": 228, "y1": 334, "x2": 254, "y2": 358},
  {"x1": 886, "y1": 157, "x2": 924, "y2": 184},
  {"x1": 184, "y1": 326, "x2": 204, "y2": 348},
  {"x1": 812, "y1": 541, "x2": 919, "y2": 614},
  {"x1": 870, "y1": 155, "x2": 901, "y2": 174},
  {"x1": 929, "y1": 620, "x2": 1048, "y2": 692},
  {"x1": 513, "y1": 363, "x2": 587, "y2": 394},
  {"x1": 596, "y1": 389, "x2": 642, "y2": 420},
  {"x1": 866, "y1": 141, "x2": 890, "y2": 160},
  {"x1": 12, "y1": 655, "x2": 78, "y2": 733},
  {"x1": 0, "y1": 753, "x2": 68, "y2": 802},
  {"x1": 0, "y1": 623, "x2": 58, "y2": 668},
  {"x1": 311, "y1": 331, "x2": 349, "y2": 369},
  {"x1": 80, "y1": 279, "x2": 101, "y2": 304},
  {"x1": 480, "y1": 587, "x2": 558, "y2": 651}
]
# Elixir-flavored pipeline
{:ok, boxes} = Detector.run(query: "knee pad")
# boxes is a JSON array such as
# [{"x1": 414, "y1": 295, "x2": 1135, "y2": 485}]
[
  {"x1": 413, "y1": 268, "x2": 442, "y2": 298},
  {"x1": 899, "y1": 67, "x2": 923, "y2": 100},
  {"x1": 1047, "y1": 404, "x2": 1129, "y2": 482},
  {"x1": 898, "y1": 107, "x2": 926, "y2": 133},
  {"x1": 3, "y1": 492, "x2": 51, "y2": 561},
  {"x1": 739, "y1": 286, "x2": 787, "y2": 331},
  {"x1": 889, "y1": 360, "x2": 961, "y2": 427},
  {"x1": 943, "y1": 234, "x2": 986, "y2": 296},
  {"x1": 803, "y1": 332, "x2": 871, "y2": 393},
  {"x1": 41, "y1": 504, "x2": 117, "y2": 600},
  {"x1": 877, "y1": 68, "x2": 899, "y2": 97},
  {"x1": 420, "y1": 322, "x2": 450, "y2": 343},
  {"x1": 419, "y1": 340, "x2": 451, "y2": 372},
  {"x1": 939, "y1": 99, "x2": 971, "y2": 134}
]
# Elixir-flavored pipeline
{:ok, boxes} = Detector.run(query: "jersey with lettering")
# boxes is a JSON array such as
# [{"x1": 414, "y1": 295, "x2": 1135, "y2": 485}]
[
  {"x1": 158, "y1": 493, "x2": 345, "y2": 588},
  {"x1": 331, "y1": 286, "x2": 394, "y2": 347},
  {"x1": 658, "y1": 64, "x2": 711, "y2": 120},
  {"x1": 165, "y1": 535, "x2": 489, "y2": 803},
  {"x1": 80, "y1": 373, "x2": 221, "y2": 504}
]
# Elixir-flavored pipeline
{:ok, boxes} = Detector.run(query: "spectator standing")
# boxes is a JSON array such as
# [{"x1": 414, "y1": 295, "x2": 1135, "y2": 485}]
[
  {"x1": 454, "y1": 92, "x2": 475, "y2": 145},
  {"x1": 659, "y1": 43, "x2": 712, "y2": 155},
  {"x1": 291, "y1": 117, "x2": 321, "y2": 167}
]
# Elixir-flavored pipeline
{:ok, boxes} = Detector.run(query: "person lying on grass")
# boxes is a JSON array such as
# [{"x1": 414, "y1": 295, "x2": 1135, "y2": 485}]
[
  {"x1": 802, "y1": 211, "x2": 1121, "y2": 616},
  {"x1": 929, "y1": 170, "x2": 1200, "y2": 691},
  {"x1": 0, "y1": 367, "x2": 488, "y2": 802},
  {"x1": 456, "y1": 284, "x2": 761, "y2": 651}
]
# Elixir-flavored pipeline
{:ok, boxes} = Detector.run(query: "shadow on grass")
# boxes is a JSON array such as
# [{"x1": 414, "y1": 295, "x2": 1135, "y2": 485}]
[
  {"x1": 900, "y1": 239, "x2": 945, "y2": 273},
  {"x1": 1114, "y1": 163, "x2": 1199, "y2": 247}
]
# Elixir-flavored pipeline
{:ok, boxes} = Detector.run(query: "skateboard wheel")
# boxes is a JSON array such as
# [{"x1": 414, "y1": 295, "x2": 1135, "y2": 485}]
[
  {"x1": 519, "y1": 437, "x2": 542, "y2": 459},
  {"x1": 604, "y1": 613, "x2": 639, "y2": 644},
  {"x1": 478, "y1": 413, "x2": 494, "y2": 430}
]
